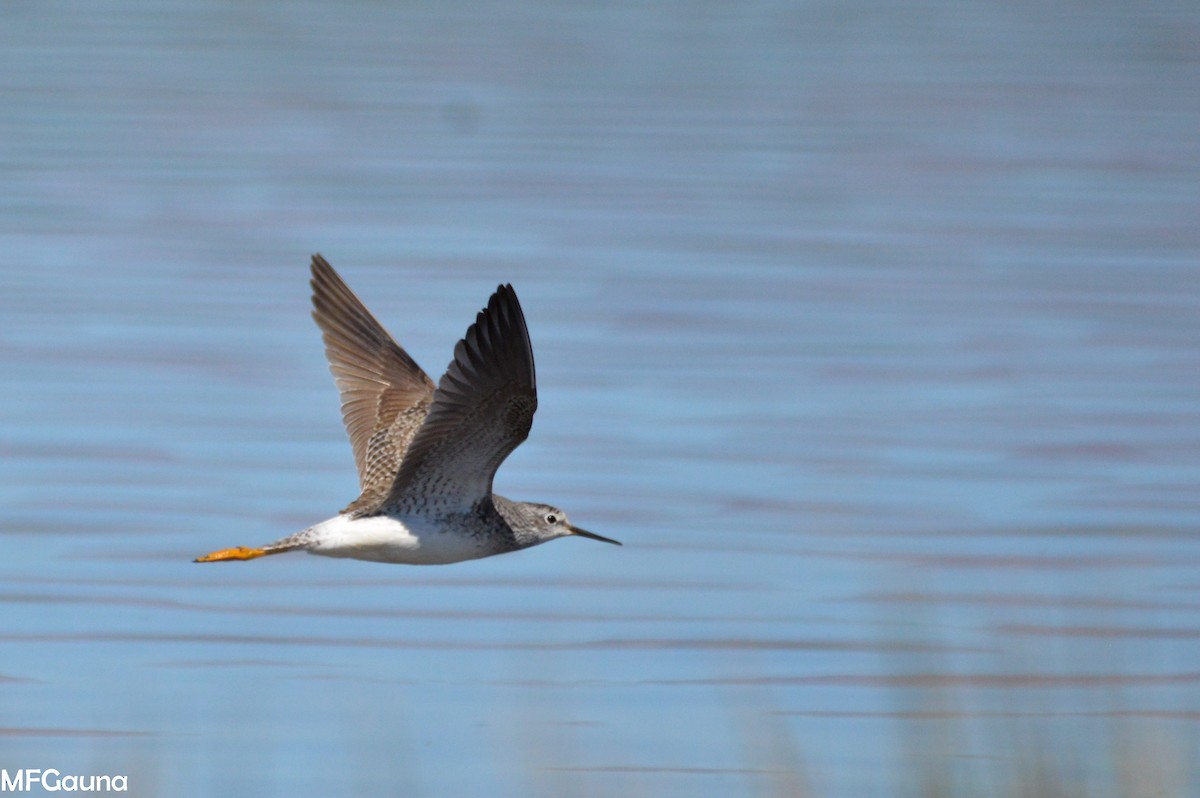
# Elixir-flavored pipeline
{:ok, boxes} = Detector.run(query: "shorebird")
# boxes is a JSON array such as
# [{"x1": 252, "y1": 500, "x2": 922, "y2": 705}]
[{"x1": 195, "y1": 255, "x2": 619, "y2": 565}]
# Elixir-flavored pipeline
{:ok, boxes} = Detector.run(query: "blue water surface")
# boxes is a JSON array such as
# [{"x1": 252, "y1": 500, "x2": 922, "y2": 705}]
[{"x1": 1, "y1": 2, "x2": 1199, "y2": 796}]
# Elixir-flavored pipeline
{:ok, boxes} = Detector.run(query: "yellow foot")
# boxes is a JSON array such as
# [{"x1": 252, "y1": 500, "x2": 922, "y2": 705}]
[{"x1": 194, "y1": 546, "x2": 268, "y2": 563}]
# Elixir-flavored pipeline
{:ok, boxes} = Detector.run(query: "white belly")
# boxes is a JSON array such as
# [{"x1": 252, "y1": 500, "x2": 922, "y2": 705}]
[{"x1": 304, "y1": 514, "x2": 492, "y2": 565}]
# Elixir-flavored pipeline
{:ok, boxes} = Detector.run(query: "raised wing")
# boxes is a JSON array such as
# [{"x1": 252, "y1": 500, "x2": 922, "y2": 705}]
[
  {"x1": 310, "y1": 254, "x2": 437, "y2": 513},
  {"x1": 381, "y1": 284, "x2": 537, "y2": 511}
]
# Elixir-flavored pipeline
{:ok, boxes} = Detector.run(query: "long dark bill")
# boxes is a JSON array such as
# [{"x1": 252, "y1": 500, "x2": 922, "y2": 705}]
[{"x1": 569, "y1": 525, "x2": 622, "y2": 546}]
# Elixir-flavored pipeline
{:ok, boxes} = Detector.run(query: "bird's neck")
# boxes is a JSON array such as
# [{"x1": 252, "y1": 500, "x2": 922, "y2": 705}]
[{"x1": 489, "y1": 494, "x2": 539, "y2": 550}]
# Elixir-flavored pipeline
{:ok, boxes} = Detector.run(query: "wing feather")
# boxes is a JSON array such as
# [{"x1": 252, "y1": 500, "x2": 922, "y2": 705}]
[
  {"x1": 309, "y1": 254, "x2": 437, "y2": 513},
  {"x1": 381, "y1": 284, "x2": 536, "y2": 510}
]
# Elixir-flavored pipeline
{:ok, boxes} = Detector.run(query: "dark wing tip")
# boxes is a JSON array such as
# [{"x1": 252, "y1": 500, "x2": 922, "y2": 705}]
[
  {"x1": 481, "y1": 283, "x2": 534, "y2": 390},
  {"x1": 493, "y1": 284, "x2": 520, "y2": 326},
  {"x1": 310, "y1": 253, "x2": 337, "y2": 297}
]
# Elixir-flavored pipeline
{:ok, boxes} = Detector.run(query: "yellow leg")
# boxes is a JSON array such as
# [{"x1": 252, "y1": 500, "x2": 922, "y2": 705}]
[{"x1": 194, "y1": 545, "x2": 270, "y2": 563}]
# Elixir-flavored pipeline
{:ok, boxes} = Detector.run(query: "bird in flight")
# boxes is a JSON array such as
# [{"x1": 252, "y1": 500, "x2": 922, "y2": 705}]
[{"x1": 195, "y1": 255, "x2": 619, "y2": 565}]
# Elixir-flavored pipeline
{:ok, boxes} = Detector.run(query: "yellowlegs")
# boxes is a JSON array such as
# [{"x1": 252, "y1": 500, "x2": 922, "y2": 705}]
[{"x1": 195, "y1": 255, "x2": 619, "y2": 564}]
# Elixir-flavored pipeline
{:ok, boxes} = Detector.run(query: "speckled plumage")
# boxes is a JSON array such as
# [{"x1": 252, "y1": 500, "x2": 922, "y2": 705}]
[
  {"x1": 309, "y1": 255, "x2": 436, "y2": 514},
  {"x1": 193, "y1": 254, "x2": 620, "y2": 565}
]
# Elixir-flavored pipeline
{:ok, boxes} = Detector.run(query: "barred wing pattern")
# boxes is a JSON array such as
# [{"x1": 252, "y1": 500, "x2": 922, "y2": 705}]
[{"x1": 310, "y1": 254, "x2": 437, "y2": 514}]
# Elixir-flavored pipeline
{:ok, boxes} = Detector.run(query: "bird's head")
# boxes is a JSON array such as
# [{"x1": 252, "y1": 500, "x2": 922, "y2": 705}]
[{"x1": 507, "y1": 501, "x2": 621, "y2": 549}]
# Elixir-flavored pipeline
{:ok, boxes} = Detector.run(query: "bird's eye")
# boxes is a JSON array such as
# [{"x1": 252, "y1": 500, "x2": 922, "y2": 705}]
[{"x1": 545, "y1": 514, "x2": 558, "y2": 525}]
